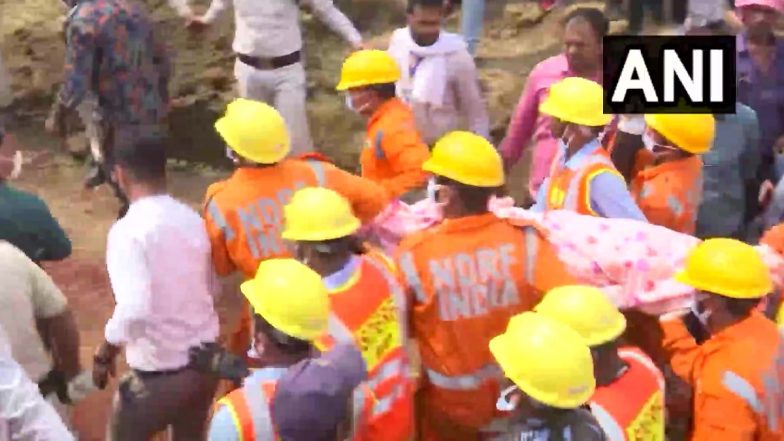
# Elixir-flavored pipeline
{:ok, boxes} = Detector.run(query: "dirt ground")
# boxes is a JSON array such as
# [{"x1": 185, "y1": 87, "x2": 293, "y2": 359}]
[{"x1": 1, "y1": 0, "x2": 656, "y2": 439}]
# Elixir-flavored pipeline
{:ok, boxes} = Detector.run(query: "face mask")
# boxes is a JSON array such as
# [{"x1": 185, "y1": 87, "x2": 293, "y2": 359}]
[
  {"x1": 642, "y1": 132, "x2": 656, "y2": 152},
  {"x1": 496, "y1": 385, "x2": 520, "y2": 411},
  {"x1": 690, "y1": 299, "x2": 712, "y2": 327},
  {"x1": 9, "y1": 151, "x2": 22, "y2": 180},
  {"x1": 225, "y1": 146, "x2": 239, "y2": 162},
  {"x1": 345, "y1": 94, "x2": 355, "y2": 112}
]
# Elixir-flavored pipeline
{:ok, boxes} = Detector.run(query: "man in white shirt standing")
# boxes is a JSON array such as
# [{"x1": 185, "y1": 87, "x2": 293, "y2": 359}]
[
  {"x1": 187, "y1": 0, "x2": 365, "y2": 156},
  {"x1": 93, "y1": 137, "x2": 220, "y2": 441},
  {"x1": 388, "y1": 0, "x2": 489, "y2": 145}
]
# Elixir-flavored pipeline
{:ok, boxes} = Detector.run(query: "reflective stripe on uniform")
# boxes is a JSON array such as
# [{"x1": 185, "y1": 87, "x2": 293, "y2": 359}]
[
  {"x1": 398, "y1": 251, "x2": 427, "y2": 303},
  {"x1": 244, "y1": 382, "x2": 275, "y2": 440},
  {"x1": 561, "y1": 153, "x2": 617, "y2": 215},
  {"x1": 721, "y1": 370, "x2": 764, "y2": 414},
  {"x1": 350, "y1": 386, "x2": 370, "y2": 438},
  {"x1": 425, "y1": 363, "x2": 503, "y2": 391},
  {"x1": 305, "y1": 159, "x2": 327, "y2": 186},
  {"x1": 365, "y1": 254, "x2": 409, "y2": 342},
  {"x1": 373, "y1": 382, "x2": 404, "y2": 416},
  {"x1": 589, "y1": 401, "x2": 626, "y2": 441},
  {"x1": 328, "y1": 313, "x2": 355, "y2": 342},
  {"x1": 523, "y1": 227, "x2": 538, "y2": 283},
  {"x1": 207, "y1": 199, "x2": 236, "y2": 241},
  {"x1": 619, "y1": 348, "x2": 665, "y2": 391}
]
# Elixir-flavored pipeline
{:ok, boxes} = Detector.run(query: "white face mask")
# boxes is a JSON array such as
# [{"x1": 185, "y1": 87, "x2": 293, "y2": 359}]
[
  {"x1": 496, "y1": 385, "x2": 520, "y2": 411},
  {"x1": 9, "y1": 151, "x2": 22, "y2": 180},
  {"x1": 345, "y1": 94, "x2": 355, "y2": 112},
  {"x1": 642, "y1": 132, "x2": 656, "y2": 152}
]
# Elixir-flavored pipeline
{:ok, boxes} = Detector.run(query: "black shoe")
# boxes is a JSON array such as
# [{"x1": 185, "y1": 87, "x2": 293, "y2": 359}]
[{"x1": 84, "y1": 165, "x2": 106, "y2": 189}]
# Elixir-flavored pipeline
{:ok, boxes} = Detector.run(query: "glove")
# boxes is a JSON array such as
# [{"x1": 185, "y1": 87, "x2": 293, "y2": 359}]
[{"x1": 189, "y1": 342, "x2": 250, "y2": 382}]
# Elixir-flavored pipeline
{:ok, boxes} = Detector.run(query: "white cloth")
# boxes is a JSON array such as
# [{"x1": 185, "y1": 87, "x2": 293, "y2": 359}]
[
  {"x1": 0, "y1": 325, "x2": 75, "y2": 441},
  {"x1": 105, "y1": 195, "x2": 220, "y2": 372},
  {"x1": 0, "y1": 242, "x2": 68, "y2": 383},
  {"x1": 202, "y1": 0, "x2": 361, "y2": 58},
  {"x1": 388, "y1": 28, "x2": 467, "y2": 108}
]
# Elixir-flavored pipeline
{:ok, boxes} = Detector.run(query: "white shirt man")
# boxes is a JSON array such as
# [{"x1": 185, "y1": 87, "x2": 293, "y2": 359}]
[
  {"x1": 387, "y1": 0, "x2": 489, "y2": 145},
  {"x1": 188, "y1": 0, "x2": 364, "y2": 156}
]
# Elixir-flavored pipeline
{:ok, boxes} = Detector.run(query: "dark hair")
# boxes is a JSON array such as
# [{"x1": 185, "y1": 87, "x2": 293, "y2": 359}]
[
  {"x1": 436, "y1": 176, "x2": 498, "y2": 214},
  {"x1": 254, "y1": 314, "x2": 312, "y2": 353},
  {"x1": 722, "y1": 297, "x2": 762, "y2": 318},
  {"x1": 369, "y1": 83, "x2": 398, "y2": 100},
  {"x1": 563, "y1": 7, "x2": 609, "y2": 41},
  {"x1": 407, "y1": 0, "x2": 444, "y2": 14},
  {"x1": 114, "y1": 137, "x2": 167, "y2": 183}
]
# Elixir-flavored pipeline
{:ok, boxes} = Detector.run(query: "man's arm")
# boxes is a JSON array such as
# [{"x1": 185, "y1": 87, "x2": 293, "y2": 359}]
[
  {"x1": 377, "y1": 128, "x2": 430, "y2": 199},
  {"x1": 689, "y1": 360, "x2": 759, "y2": 440},
  {"x1": 203, "y1": 194, "x2": 238, "y2": 277},
  {"x1": 31, "y1": 197, "x2": 72, "y2": 261},
  {"x1": 452, "y1": 52, "x2": 489, "y2": 140},
  {"x1": 201, "y1": 0, "x2": 233, "y2": 24},
  {"x1": 25, "y1": 248, "x2": 80, "y2": 379},
  {"x1": 500, "y1": 71, "x2": 541, "y2": 167},
  {"x1": 324, "y1": 164, "x2": 392, "y2": 223},
  {"x1": 55, "y1": 16, "x2": 98, "y2": 114},
  {"x1": 104, "y1": 228, "x2": 153, "y2": 347},
  {"x1": 302, "y1": 0, "x2": 363, "y2": 49},
  {"x1": 590, "y1": 172, "x2": 648, "y2": 221}
]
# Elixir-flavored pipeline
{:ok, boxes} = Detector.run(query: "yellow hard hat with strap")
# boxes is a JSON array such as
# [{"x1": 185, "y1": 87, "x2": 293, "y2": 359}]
[
  {"x1": 423, "y1": 131, "x2": 504, "y2": 187},
  {"x1": 282, "y1": 187, "x2": 361, "y2": 242},
  {"x1": 240, "y1": 258, "x2": 329, "y2": 341},
  {"x1": 215, "y1": 98, "x2": 291, "y2": 164},
  {"x1": 534, "y1": 285, "x2": 626, "y2": 347},
  {"x1": 336, "y1": 50, "x2": 401, "y2": 91},
  {"x1": 675, "y1": 238, "x2": 772, "y2": 299},
  {"x1": 489, "y1": 312, "x2": 595, "y2": 409},
  {"x1": 539, "y1": 77, "x2": 612, "y2": 127}
]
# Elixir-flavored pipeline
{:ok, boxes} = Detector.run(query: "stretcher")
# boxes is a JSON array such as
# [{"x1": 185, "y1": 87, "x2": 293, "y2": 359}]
[{"x1": 361, "y1": 197, "x2": 784, "y2": 315}]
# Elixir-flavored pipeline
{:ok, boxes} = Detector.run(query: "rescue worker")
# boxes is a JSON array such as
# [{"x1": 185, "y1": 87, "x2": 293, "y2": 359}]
[
  {"x1": 203, "y1": 99, "x2": 390, "y2": 362},
  {"x1": 490, "y1": 311, "x2": 608, "y2": 440},
  {"x1": 631, "y1": 114, "x2": 714, "y2": 234},
  {"x1": 658, "y1": 238, "x2": 784, "y2": 439},
  {"x1": 281, "y1": 186, "x2": 413, "y2": 441},
  {"x1": 534, "y1": 285, "x2": 666, "y2": 440},
  {"x1": 47, "y1": 0, "x2": 171, "y2": 218},
  {"x1": 395, "y1": 130, "x2": 578, "y2": 441},
  {"x1": 336, "y1": 50, "x2": 430, "y2": 202},
  {"x1": 208, "y1": 258, "x2": 373, "y2": 440},
  {"x1": 187, "y1": 0, "x2": 365, "y2": 157},
  {"x1": 530, "y1": 77, "x2": 646, "y2": 220}
]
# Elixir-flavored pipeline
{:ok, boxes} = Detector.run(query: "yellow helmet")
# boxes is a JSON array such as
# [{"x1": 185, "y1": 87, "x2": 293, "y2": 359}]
[
  {"x1": 539, "y1": 77, "x2": 612, "y2": 127},
  {"x1": 240, "y1": 258, "x2": 329, "y2": 341},
  {"x1": 423, "y1": 131, "x2": 504, "y2": 187},
  {"x1": 644, "y1": 113, "x2": 715, "y2": 154},
  {"x1": 675, "y1": 238, "x2": 773, "y2": 299},
  {"x1": 534, "y1": 285, "x2": 626, "y2": 347},
  {"x1": 489, "y1": 312, "x2": 595, "y2": 409},
  {"x1": 215, "y1": 98, "x2": 291, "y2": 164},
  {"x1": 336, "y1": 50, "x2": 401, "y2": 91},
  {"x1": 282, "y1": 187, "x2": 361, "y2": 242}
]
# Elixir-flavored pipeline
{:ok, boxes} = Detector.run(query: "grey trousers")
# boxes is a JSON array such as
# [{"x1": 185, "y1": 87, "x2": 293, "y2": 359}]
[{"x1": 107, "y1": 368, "x2": 217, "y2": 441}]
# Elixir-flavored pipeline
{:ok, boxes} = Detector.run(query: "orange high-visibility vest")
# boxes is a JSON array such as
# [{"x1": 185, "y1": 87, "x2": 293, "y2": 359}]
[
  {"x1": 215, "y1": 371, "x2": 374, "y2": 441},
  {"x1": 316, "y1": 251, "x2": 414, "y2": 441},
  {"x1": 544, "y1": 147, "x2": 622, "y2": 216},
  {"x1": 590, "y1": 347, "x2": 666, "y2": 440}
]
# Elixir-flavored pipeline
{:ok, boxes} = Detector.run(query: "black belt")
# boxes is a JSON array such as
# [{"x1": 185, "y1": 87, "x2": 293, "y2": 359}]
[
  {"x1": 133, "y1": 364, "x2": 192, "y2": 378},
  {"x1": 238, "y1": 51, "x2": 301, "y2": 70}
]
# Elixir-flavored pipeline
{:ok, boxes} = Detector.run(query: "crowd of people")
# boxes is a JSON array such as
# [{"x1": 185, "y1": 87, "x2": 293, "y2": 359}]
[{"x1": 1, "y1": 0, "x2": 784, "y2": 440}]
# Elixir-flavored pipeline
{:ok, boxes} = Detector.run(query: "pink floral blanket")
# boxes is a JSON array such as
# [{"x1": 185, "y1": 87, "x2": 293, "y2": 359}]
[{"x1": 361, "y1": 198, "x2": 784, "y2": 315}]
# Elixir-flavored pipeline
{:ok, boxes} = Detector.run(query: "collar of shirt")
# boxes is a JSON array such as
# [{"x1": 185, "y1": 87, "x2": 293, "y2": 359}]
[
  {"x1": 368, "y1": 97, "x2": 407, "y2": 129},
  {"x1": 437, "y1": 213, "x2": 502, "y2": 234},
  {"x1": 244, "y1": 366, "x2": 289, "y2": 386},
  {"x1": 560, "y1": 138, "x2": 602, "y2": 170},
  {"x1": 322, "y1": 255, "x2": 362, "y2": 291},
  {"x1": 636, "y1": 154, "x2": 701, "y2": 180},
  {"x1": 127, "y1": 193, "x2": 172, "y2": 211}
]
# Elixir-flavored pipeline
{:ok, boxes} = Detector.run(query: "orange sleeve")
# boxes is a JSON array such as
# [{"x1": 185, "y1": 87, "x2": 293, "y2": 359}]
[
  {"x1": 690, "y1": 357, "x2": 759, "y2": 440},
  {"x1": 202, "y1": 188, "x2": 237, "y2": 277},
  {"x1": 660, "y1": 317, "x2": 700, "y2": 383},
  {"x1": 323, "y1": 163, "x2": 392, "y2": 223},
  {"x1": 761, "y1": 223, "x2": 784, "y2": 256},
  {"x1": 532, "y1": 236, "x2": 578, "y2": 294},
  {"x1": 377, "y1": 128, "x2": 429, "y2": 198},
  {"x1": 635, "y1": 191, "x2": 680, "y2": 232}
]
